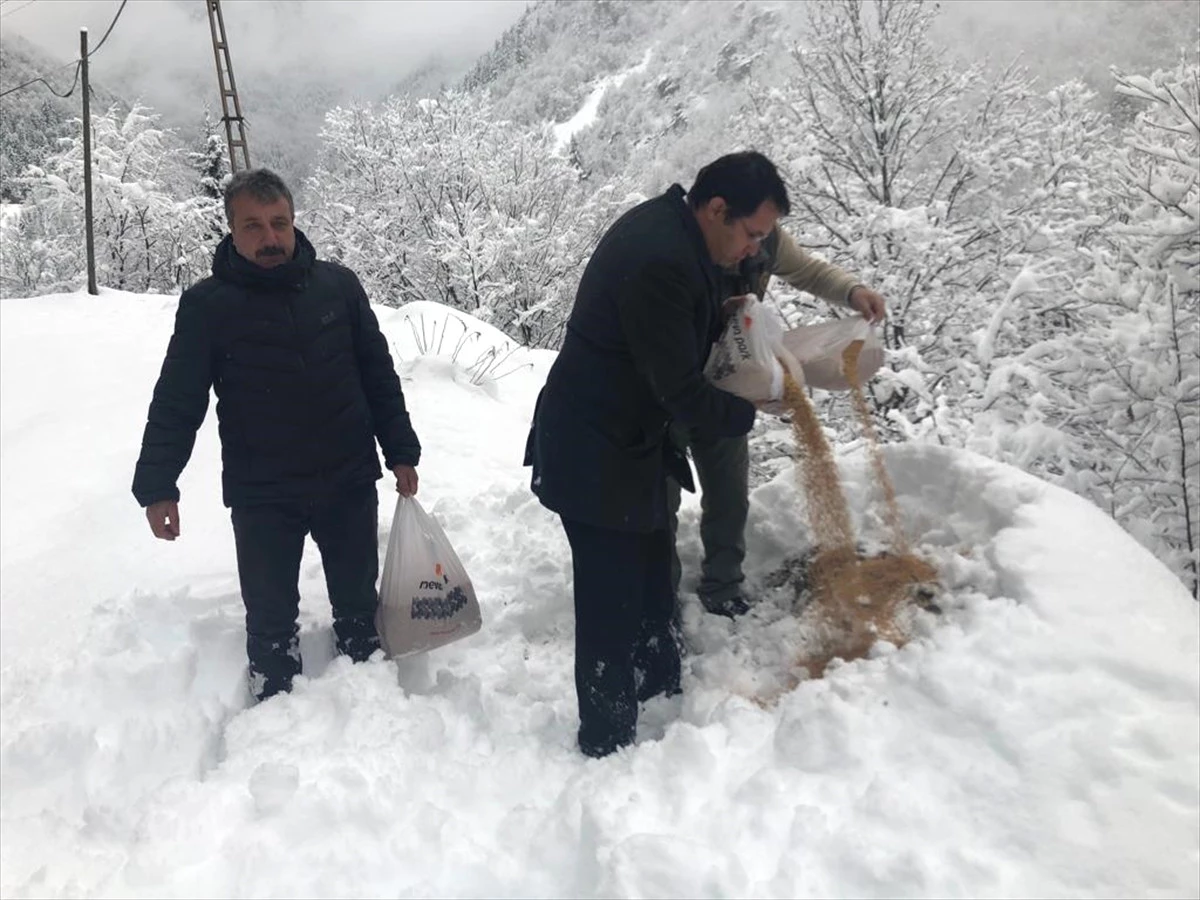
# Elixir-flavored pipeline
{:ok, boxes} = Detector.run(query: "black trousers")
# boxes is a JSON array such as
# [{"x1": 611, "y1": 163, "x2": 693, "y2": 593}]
[
  {"x1": 561, "y1": 517, "x2": 681, "y2": 757},
  {"x1": 231, "y1": 482, "x2": 381, "y2": 700}
]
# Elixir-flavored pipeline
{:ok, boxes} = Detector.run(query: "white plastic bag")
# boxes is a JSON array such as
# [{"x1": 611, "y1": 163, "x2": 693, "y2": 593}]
[
  {"x1": 375, "y1": 496, "x2": 481, "y2": 658},
  {"x1": 704, "y1": 295, "x2": 804, "y2": 402},
  {"x1": 780, "y1": 317, "x2": 885, "y2": 392}
]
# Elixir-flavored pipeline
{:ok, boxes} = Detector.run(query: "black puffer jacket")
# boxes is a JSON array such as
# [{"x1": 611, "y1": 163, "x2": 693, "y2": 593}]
[
  {"x1": 524, "y1": 184, "x2": 756, "y2": 533},
  {"x1": 132, "y1": 229, "x2": 420, "y2": 508}
]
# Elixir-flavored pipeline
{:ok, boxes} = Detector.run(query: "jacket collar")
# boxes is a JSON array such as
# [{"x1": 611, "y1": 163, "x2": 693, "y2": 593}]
[
  {"x1": 665, "y1": 183, "x2": 719, "y2": 293},
  {"x1": 212, "y1": 227, "x2": 317, "y2": 292}
]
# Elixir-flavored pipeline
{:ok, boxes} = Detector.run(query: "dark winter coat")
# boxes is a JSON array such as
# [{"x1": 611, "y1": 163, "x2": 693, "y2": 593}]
[
  {"x1": 524, "y1": 184, "x2": 756, "y2": 533},
  {"x1": 132, "y1": 229, "x2": 420, "y2": 508}
]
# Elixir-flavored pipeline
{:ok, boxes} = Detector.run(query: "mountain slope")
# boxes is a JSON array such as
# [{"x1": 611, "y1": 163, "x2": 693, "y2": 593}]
[{"x1": 0, "y1": 34, "x2": 124, "y2": 201}]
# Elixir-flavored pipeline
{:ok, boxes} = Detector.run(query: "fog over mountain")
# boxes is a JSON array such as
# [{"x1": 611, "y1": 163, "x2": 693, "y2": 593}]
[{"x1": 1, "y1": 0, "x2": 530, "y2": 189}]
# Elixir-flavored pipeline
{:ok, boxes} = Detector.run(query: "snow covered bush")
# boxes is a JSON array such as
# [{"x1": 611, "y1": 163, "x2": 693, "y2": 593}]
[
  {"x1": 0, "y1": 105, "x2": 221, "y2": 298},
  {"x1": 1060, "y1": 63, "x2": 1198, "y2": 594},
  {"x1": 305, "y1": 91, "x2": 602, "y2": 348},
  {"x1": 738, "y1": 0, "x2": 1112, "y2": 450}
]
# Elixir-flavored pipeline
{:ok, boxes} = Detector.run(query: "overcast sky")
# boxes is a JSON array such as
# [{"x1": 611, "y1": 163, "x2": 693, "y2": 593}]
[
  {"x1": 1, "y1": 0, "x2": 530, "y2": 93},
  {"x1": 6, "y1": 0, "x2": 1196, "y2": 104},
  {"x1": 3, "y1": 0, "x2": 1194, "y2": 187}
]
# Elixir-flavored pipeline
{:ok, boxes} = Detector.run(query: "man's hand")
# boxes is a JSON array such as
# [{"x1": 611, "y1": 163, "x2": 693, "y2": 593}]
[
  {"x1": 848, "y1": 286, "x2": 887, "y2": 324},
  {"x1": 392, "y1": 464, "x2": 419, "y2": 497},
  {"x1": 146, "y1": 500, "x2": 181, "y2": 541}
]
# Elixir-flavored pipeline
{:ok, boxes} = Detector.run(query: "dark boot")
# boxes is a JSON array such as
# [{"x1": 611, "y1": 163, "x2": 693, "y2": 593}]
[
  {"x1": 577, "y1": 685, "x2": 637, "y2": 759},
  {"x1": 334, "y1": 617, "x2": 381, "y2": 662},
  {"x1": 579, "y1": 729, "x2": 634, "y2": 759},
  {"x1": 701, "y1": 594, "x2": 752, "y2": 619},
  {"x1": 312, "y1": 483, "x2": 382, "y2": 664},
  {"x1": 247, "y1": 630, "x2": 301, "y2": 701},
  {"x1": 634, "y1": 619, "x2": 682, "y2": 702}
]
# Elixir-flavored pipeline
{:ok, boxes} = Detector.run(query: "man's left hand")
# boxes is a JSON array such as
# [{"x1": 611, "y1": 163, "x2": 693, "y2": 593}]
[
  {"x1": 392, "y1": 464, "x2": 419, "y2": 497},
  {"x1": 848, "y1": 286, "x2": 887, "y2": 324}
]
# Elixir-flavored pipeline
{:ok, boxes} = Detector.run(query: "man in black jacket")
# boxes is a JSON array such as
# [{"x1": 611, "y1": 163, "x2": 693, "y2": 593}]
[
  {"x1": 524, "y1": 152, "x2": 789, "y2": 757},
  {"x1": 132, "y1": 169, "x2": 421, "y2": 702}
]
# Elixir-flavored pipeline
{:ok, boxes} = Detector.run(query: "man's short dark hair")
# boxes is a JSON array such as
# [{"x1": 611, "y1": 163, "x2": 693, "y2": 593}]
[
  {"x1": 223, "y1": 168, "x2": 294, "y2": 225},
  {"x1": 687, "y1": 151, "x2": 791, "y2": 219}
]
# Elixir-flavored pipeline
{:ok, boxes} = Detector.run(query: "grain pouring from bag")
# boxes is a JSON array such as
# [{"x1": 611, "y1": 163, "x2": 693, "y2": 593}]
[
  {"x1": 700, "y1": 299, "x2": 937, "y2": 680},
  {"x1": 782, "y1": 339, "x2": 937, "y2": 678},
  {"x1": 843, "y1": 339, "x2": 908, "y2": 555}
]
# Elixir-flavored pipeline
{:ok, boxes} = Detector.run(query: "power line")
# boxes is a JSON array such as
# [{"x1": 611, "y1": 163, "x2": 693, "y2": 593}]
[
  {"x1": 0, "y1": 0, "x2": 38, "y2": 20},
  {"x1": 0, "y1": 0, "x2": 128, "y2": 99},
  {"x1": 0, "y1": 62, "x2": 79, "y2": 99},
  {"x1": 89, "y1": 0, "x2": 128, "y2": 56}
]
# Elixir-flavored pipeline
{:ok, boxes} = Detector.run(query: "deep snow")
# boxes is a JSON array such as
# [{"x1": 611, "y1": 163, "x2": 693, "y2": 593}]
[{"x1": 1, "y1": 290, "x2": 1197, "y2": 899}]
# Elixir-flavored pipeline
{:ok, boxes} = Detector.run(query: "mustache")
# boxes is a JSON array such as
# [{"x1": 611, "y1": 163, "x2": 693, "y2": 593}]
[{"x1": 256, "y1": 246, "x2": 287, "y2": 259}]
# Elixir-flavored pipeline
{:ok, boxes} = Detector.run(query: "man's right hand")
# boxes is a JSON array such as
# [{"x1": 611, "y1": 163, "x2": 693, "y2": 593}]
[
  {"x1": 146, "y1": 500, "x2": 181, "y2": 541},
  {"x1": 848, "y1": 285, "x2": 887, "y2": 324}
]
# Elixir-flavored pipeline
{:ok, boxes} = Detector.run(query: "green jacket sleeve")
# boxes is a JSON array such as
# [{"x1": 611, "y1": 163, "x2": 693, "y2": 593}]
[{"x1": 772, "y1": 228, "x2": 862, "y2": 308}]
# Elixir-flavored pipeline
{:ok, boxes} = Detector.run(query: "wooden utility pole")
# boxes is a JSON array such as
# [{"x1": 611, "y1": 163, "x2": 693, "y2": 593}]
[
  {"x1": 205, "y1": 0, "x2": 250, "y2": 173},
  {"x1": 80, "y1": 27, "x2": 98, "y2": 296}
]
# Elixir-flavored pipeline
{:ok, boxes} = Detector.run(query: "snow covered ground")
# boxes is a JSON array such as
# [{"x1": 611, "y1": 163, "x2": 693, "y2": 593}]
[
  {"x1": 0, "y1": 203, "x2": 21, "y2": 229},
  {"x1": 1, "y1": 290, "x2": 1197, "y2": 899}
]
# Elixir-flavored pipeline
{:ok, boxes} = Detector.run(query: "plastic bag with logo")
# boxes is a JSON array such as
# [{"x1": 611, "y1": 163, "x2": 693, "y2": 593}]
[
  {"x1": 375, "y1": 495, "x2": 482, "y2": 658},
  {"x1": 780, "y1": 316, "x2": 885, "y2": 391},
  {"x1": 704, "y1": 294, "x2": 804, "y2": 402}
]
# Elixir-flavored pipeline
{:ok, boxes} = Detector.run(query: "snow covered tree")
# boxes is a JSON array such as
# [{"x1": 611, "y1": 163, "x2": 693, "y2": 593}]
[
  {"x1": 189, "y1": 108, "x2": 228, "y2": 201},
  {"x1": 958, "y1": 62, "x2": 1198, "y2": 596},
  {"x1": 0, "y1": 104, "x2": 218, "y2": 297},
  {"x1": 86, "y1": 105, "x2": 204, "y2": 291},
  {"x1": 0, "y1": 194, "x2": 82, "y2": 298},
  {"x1": 1058, "y1": 64, "x2": 1198, "y2": 595},
  {"x1": 732, "y1": 0, "x2": 1111, "y2": 449},
  {"x1": 187, "y1": 108, "x2": 229, "y2": 245},
  {"x1": 306, "y1": 90, "x2": 605, "y2": 347}
]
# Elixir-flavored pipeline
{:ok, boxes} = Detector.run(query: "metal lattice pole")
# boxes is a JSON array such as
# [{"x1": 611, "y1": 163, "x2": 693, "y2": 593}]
[{"x1": 205, "y1": 0, "x2": 250, "y2": 173}]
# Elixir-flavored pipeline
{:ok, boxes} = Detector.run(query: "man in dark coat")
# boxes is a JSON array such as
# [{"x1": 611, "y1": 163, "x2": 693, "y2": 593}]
[
  {"x1": 132, "y1": 168, "x2": 421, "y2": 702},
  {"x1": 524, "y1": 152, "x2": 790, "y2": 758}
]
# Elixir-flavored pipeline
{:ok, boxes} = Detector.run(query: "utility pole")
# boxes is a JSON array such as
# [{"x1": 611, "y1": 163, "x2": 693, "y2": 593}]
[
  {"x1": 80, "y1": 27, "x2": 98, "y2": 296},
  {"x1": 205, "y1": 0, "x2": 250, "y2": 173}
]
